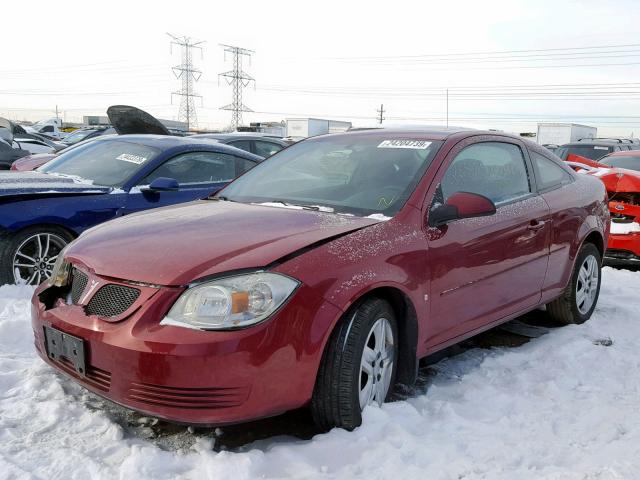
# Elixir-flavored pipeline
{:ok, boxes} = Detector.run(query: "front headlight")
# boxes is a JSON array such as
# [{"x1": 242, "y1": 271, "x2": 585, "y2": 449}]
[
  {"x1": 47, "y1": 244, "x2": 71, "y2": 287},
  {"x1": 160, "y1": 272, "x2": 299, "y2": 331}
]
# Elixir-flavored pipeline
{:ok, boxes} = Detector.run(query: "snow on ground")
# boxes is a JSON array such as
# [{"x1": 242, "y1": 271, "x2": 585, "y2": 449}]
[{"x1": 1, "y1": 267, "x2": 640, "y2": 479}]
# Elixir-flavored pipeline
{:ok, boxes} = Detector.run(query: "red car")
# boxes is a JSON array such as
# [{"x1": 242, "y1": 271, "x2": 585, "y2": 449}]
[
  {"x1": 570, "y1": 150, "x2": 640, "y2": 264},
  {"x1": 10, "y1": 153, "x2": 57, "y2": 171},
  {"x1": 31, "y1": 129, "x2": 609, "y2": 430}
]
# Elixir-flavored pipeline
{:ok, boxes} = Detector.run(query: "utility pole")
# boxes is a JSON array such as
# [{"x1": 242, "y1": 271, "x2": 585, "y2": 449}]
[
  {"x1": 219, "y1": 44, "x2": 255, "y2": 130},
  {"x1": 376, "y1": 104, "x2": 385, "y2": 124},
  {"x1": 54, "y1": 105, "x2": 60, "y2": 121},
  {"x1": 168, "y1": 33, "x2": 204, "y2": 131}
]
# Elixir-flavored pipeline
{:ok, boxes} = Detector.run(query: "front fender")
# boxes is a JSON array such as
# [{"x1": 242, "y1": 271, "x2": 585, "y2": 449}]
[{"x1": 0, "y1": 194, "x2": 121, "y2": 235}]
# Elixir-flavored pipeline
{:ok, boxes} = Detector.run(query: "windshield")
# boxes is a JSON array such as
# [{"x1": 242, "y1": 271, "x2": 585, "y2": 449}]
[
  {"x1": 39, "y1": 139, "x2": 160, "y2": 187},
  {"x1": 600, "y1": 155, "x2": 640, "y2": 172},
  {"x1": 63, "y1": 129, "x2": 97, "y2": 145},
  {"x1": 219, "y1": 135, "x2": 443, "y2": 217},
  {"x1": 556, "y1": 145, "x2": 612, "y2": 161}
]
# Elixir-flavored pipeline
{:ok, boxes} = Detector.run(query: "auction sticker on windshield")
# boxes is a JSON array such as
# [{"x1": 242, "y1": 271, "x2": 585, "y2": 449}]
[
  {"x1": 116, "y1": 153, "x2": 147, "y2": 164},
  {"x1": 378, "y1": 140, "x2": 432, "y2": 149}
]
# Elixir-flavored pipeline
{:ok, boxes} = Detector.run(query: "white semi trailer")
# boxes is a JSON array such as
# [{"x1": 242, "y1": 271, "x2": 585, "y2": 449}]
[
  {"x1": 286, "y1": 118, "x2": 352, "y2": 140},
  {"x1": 536, "y1": 123, "x2": 597, "y2": 146}
]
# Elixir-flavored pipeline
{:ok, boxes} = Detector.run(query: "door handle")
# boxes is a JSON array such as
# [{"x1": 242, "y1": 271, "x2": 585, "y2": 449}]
[{"x1": 527, "y1": 220, "x2": 546, "y2": 231}]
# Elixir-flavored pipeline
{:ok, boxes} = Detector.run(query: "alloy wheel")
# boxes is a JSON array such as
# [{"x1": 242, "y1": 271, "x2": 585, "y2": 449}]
[
  {"x1": 576, "y1": 254, "x2": 599, "y2": 315},
  {"x1": 359, "y1": 317, "x2": 395, "y2": 409},
  {"x1": 12, "y1": 233, "x2": 67, "y2": 285}
]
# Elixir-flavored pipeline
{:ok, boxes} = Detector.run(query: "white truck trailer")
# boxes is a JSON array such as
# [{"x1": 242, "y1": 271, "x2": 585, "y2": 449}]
[
  {"x1": 286, "y1": 118, "x2": 352, "y2": 139},
  {"x1": 536, "y1": 123, "x2": 596, "y2": 146}
]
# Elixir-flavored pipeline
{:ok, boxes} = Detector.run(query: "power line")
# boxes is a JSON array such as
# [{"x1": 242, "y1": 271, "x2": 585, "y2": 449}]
[
  {"x1": 218, "y1": 44, "x2": 255, "y2": 130},
  {"x1": 321, "y1": 43, "x2": 640, "y2": 61},
  {"x1": 168, "y1": 33, "x2": 204, "y2": 130},
  {"x1": 258, "y1": 81, "x2": 640, "y2": 91}
]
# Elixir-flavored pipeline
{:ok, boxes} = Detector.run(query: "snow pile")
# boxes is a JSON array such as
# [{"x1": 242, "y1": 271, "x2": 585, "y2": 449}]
[{"x1": 1, "y1": 268, "x2": 640, "y2": 479}]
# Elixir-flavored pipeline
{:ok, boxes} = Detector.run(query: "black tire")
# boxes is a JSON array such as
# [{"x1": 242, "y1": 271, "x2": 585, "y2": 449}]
[
  {"x1": 547, "y1": 242, "x2": 601, "y2": 325},
  {"x1": 311, "y1": 298, "x2": 398, "y2": 431},
  {"x1": 0, "y1": 226, "x2": 74, "y2": 286}
]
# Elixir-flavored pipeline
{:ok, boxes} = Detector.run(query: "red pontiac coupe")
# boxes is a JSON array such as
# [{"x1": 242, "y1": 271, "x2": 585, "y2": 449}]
[{"x1": 31, "y1": 128, "x2": 609, "y2": 431}]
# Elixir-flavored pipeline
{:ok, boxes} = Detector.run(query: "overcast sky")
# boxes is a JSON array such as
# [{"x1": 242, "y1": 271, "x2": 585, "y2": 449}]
[{"x1": 3, "y1": 0, "x2": 640, "y2": 135}]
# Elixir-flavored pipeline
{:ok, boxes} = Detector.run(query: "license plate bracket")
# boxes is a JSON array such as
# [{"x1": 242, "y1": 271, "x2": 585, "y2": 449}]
[{"x1": 43, "y1": 326, "x2": 86, "y2": 376}]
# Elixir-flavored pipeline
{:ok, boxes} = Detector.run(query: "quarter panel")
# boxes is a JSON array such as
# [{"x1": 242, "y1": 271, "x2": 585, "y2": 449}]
[{"x1": 540, "y1": 174, "x2": 608, "y2": 300}]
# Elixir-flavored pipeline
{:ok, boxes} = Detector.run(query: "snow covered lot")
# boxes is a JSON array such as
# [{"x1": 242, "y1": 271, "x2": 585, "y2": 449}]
[{"x1": 1, "y1": 267, "x2": 639, "y2": 479}]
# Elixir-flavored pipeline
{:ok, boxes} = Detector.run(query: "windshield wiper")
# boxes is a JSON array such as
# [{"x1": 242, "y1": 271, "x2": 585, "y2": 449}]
[{"x1": 267, "y1": 200, "x2": 333, "y2": 212}]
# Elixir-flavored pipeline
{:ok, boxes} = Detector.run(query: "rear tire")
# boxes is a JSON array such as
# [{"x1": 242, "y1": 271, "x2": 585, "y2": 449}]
[
  {"x1": 0, "y1": 226, "x2": 74, "y2": 286},
  {"x1": 547, "y1": 242, "x2": 601, "y2": 325},
  {"x1": 310, "y1": 298, "x2": 398, "y2": 431}
]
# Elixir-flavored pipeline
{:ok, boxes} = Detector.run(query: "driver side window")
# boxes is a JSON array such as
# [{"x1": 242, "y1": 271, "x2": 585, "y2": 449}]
[
  {"x1": 440, "y1": 141, "x2": 531, "y2": 205},
  {"x1": 140, "y1": 152, "x2": 237, "y2": 185}
]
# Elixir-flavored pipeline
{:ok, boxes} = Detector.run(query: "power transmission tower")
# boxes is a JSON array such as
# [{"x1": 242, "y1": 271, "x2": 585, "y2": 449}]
[
  {"x1": 376, "y1": 104, "x2": 385, "y2": 124},
  {"x1": 219, "y1": 44, "x2": 255, "y2": 130},
  {"x1": 168, "y1": 33, "x2": 204, "y2": 130}
]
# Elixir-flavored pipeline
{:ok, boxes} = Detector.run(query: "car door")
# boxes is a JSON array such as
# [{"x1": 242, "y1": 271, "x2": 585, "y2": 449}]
[
  {"x1": 425, "y1": 137, "x2": 551, "y2": 348},
  {"x1": 123, "y1": 151, "x2": 255, "y2": 214},
  {"x1": 528, "y1": 148, "x2": 582, "y2": 295}
]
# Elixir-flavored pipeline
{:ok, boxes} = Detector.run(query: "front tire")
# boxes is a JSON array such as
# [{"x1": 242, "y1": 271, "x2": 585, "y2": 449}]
[
  {"x1": 0, "y1": 226, "x2": 73, "y2": 286},
  {"x1": 311, "y1": 298, "x2": 398, "y2": 431},
  {"x1": 547, "y1": 242, "x2": 601, "y2": 325}
]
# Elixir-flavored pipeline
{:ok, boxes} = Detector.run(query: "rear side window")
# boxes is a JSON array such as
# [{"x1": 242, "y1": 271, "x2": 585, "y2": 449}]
[
  {"x1": 227, "y1": 140, "x2": 252, "y2": 153},
  {"x1": 530, "y1": 151, "x2": 572, "y2": 190},
  {"x1": 254, "y1": 141, "x2": 283, "y2": 157},
  {"x1": 441, "y1": 141, "x2": 531, "y2": 205},
  {"x1": 141, "y1": 152, "x2": 237, "y2": 185}
]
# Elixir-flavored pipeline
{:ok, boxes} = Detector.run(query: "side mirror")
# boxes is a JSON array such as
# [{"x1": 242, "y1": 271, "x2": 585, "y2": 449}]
[
  {"x1": 429, "y1": 191, "x2": 496, "y2": 227},
  {"x1": 143, "y1": 177, "x2": 180, "y2": 192}
]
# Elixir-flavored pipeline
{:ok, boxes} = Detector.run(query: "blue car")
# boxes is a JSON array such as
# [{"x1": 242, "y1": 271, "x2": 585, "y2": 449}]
[{"x1": 0, "y1": 134, "x2": 262, "y2": 285}]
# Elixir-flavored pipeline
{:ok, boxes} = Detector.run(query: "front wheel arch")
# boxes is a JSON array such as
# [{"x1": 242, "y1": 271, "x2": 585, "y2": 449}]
[
  {"x1": 0, "y1": 224, "x2": 77, "y2": 285},
  {"x1": 313, "y1": 285, "x2": 420, "y2": 399}
]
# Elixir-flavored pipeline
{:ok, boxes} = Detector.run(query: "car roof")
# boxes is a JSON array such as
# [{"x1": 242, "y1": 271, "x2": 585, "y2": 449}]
[
  {"x1": 98, "y1": 134, "x2": 263, "y2": 160},
  {"x1": 192, "y1": 133, "x2": 286, "y2": 143},
  {"x1": 561, "y1": 140, "x2": 623, "y2": 146},
  {"x1": 304, "y1": 126, "x2": 526, "y2": 142},
  {"x1": 605, "y1": 150, "x2": 640, "y2": 158},
  {"x1": 109, "y1": 134, "x2": 224, "y2": 147}
]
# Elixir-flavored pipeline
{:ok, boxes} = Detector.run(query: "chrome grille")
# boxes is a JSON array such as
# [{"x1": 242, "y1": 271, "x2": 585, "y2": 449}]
[
  {"x1": 70, "y1": 268, "x2": 88, "y2": 304},
  {"x1": 85, "y1": 284, "x2": 140, "y2": 317}
]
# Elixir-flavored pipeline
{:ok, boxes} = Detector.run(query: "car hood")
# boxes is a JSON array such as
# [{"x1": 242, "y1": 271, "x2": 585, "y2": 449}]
[
  {"x1": 67, "y1": 200, "x2": 380, "y2": 286},
  {"x1": 0, "y1": 171, "x2": 111, "y2": 197},
  {"x1": 592, "y1": 168, "x2": 640, "y2": 193},
  {"x1": 107, "y1": 105, "x2": 170, "y2": 135}
]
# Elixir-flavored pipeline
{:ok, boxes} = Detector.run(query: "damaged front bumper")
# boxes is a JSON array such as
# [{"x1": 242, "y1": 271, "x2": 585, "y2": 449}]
[{"x1": 605, "y1": 200, "x2": 640, "y2": 263}]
